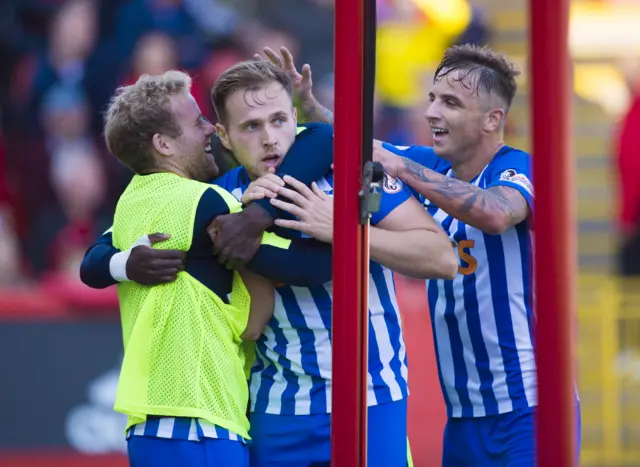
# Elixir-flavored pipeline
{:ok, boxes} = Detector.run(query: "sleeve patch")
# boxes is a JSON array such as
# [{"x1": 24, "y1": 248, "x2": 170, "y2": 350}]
[
  {"x1": 383, "y1": 174, "x2": 404, "y2": 194},
  {"x1": 498, "y1": 170, "x2": 533, "y2": 195}
]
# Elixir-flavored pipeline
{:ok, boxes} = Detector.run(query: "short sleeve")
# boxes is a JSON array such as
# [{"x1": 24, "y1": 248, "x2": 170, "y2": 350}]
[
  {"x1": 486, "y1": 149, "x2": 534, "y2": 209},
  {"x1": 370, "y1": 174, "x2": 411, "y2": 225}
]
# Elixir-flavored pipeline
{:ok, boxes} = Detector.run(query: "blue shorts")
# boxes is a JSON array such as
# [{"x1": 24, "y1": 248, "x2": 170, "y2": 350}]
[
  {"x1": 249, "y1": 399, "x2": 408, "y2": 467},
  {"x1": 127, "y1": 436, "x2": 249, "y2": 467},
  {"x1": 442, "y1": 404, "x2": 582, "y2": 467}
]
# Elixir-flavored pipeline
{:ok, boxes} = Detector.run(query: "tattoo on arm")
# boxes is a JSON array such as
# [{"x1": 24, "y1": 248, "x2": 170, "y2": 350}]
[
  {"x1": 302, "y1": 100, "x2": 334, "y2": 125},
  {"x1": 401, "y1": 158, "x2": 529, "y2": 227}
]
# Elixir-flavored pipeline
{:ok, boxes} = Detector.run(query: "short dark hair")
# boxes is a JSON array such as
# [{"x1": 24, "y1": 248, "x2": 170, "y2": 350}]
[
  {"x1": 211, "y1": 60, "x2": 294, "y2": 125},
  {"x1": 434, "y1": 44, "x2": 520, "y2": 110}
]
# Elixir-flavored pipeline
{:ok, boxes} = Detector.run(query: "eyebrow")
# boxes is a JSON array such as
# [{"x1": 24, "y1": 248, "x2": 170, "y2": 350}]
[
  {"x1": 436, "y1": 92, "x2": 464, "y2": 106},
  {"x1": 271, "y1": 110, "x2": 288, "y2": 119},
  {"x1": 239, "y1": 111, "x2": 288, "y2": 127}
]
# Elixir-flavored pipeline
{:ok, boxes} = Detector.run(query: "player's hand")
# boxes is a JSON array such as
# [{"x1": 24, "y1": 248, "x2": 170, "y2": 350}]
[
  {"x1": 270, "y1": 176, "x2": 333, "y2": 244},
  {"x1": 241, "y1": 168, "x2": 285, "y2": 204},
  {"x1": 207, "y1": 204, "x2": 273, "y2": 268},
  {"x1": 127, "y1": 233, "x2": 186, "y2": 285},
  {"x1": 255, "y1": 46, "x2": 314, "y2": 107},
  {"x1": 372, "y1": 145, "x2": 404, "y2": 179}
]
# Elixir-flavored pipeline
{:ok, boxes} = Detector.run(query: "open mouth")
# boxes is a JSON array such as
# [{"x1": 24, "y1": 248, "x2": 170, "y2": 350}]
[
  {"x1": 431, "y1": 127, "x2": 449, "y2": 143},
  {"x1": 263, "y1": 154, "x2": 281, "y2": 168},
  {"x1": 205, "y1": 142, "x2": 212, "y2": 153}
]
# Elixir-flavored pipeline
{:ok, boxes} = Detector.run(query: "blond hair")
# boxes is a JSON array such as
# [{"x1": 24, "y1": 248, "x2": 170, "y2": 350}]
[
  {"x1": 211, "y1": 60, "x2": 293, "y2": 125},
  {"x1": 104, "y1": 70, "x2": 192, "y2": 173}
]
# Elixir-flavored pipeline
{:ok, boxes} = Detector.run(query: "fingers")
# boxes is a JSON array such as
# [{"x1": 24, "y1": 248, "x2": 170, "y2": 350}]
[
  {"x1": 301, "y1": 63, "x2": 313, "y2": 84},
  {"x1": 155, "y1": 249, "x2": 187, "y2": 260},
  {"x1": 242, "y1": 186, "x2": 278, "y2": 204},
  {"x1": 311, "y1": 182, "x2": 329, "y2": 199},
  {"x1": 252, "y1": 174, "x2": 285, "y2": 192},
  {"x1": 253, "y1": 53, "x2": 265, "y2": 61},
  {"x1": 147, "y1": 233, "x2": 170, "y2": 244},
  {"x1": 159, "y1": 275, "x2": 179, "y2": 283},
  {"x1": 282, "y1": 175, "x2": 314, "y2": 200},
  {"x1": 274, "y1": 218, "x2": 307, "y2": 233},
  {"x1": 207, "y1": 228, "x2": 218, "y2": 245},
  {"x1": 151, "y1": 258, "x2": 185, "y2": 270},
  {"x1": 263, "y1": 173, "x2": 285, "y2": 185},
  {"x1": 281, "y1": 46, "x2": 296, "y2": 71},
  {"x1": 263, "y1": 47, "x2": 284, "y2": 68},
  {"x1": 274, "y1": 185, "x2": 309, "y2": 207},
  {"x1": 270, "y1": 198, "x2": 305, "y2": 219},
  {"x1": 134, "y1": 245, "x2": 186, "y2": 260},
  {"x1": 242, "y1": 191, "x2": 267, "y2": 204}
]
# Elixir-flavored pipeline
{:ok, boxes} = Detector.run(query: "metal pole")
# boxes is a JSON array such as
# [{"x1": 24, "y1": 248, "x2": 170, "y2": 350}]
[
  {"x1": 331, "y1": 0, "x2": 369, "y2": 465},
  {"x1": 530, "y1": 0, "x2": 576, "y2": 464}
]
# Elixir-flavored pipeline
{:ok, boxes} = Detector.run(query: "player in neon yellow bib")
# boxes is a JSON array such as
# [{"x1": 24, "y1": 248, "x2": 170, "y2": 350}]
[{"x1": 103, "y1": 70, "x2": 332, "y2": 467}]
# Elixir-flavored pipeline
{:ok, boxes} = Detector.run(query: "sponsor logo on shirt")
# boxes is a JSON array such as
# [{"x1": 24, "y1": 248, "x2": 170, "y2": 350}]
[
  {"x1": 498, "y1": 169, "x2": 533, "y2": 196},
  {"x1": 383, "y1": 174, "x2": 403, "y2": 194}
]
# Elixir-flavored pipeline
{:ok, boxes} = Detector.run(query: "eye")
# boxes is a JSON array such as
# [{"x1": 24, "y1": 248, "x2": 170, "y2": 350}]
[
  {"x1": 195, "y1": 115, "x2": 210, "y2": 126},
  {"x1": 273, "y1": 117, "x2": 286, "y2": 125},
  {"x1": 245, "y1": 122, "x2": 259, "y2": 131},
  {"x1": 445, "y1": 99, "x2": 458, "y2": 107}
]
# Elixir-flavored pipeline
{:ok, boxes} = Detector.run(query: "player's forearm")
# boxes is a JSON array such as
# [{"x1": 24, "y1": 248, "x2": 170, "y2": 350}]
[
  {"x1": 369, "y1": 227, "x2": 458, "y2": 280},
  {"x1": 247, "y1": 235, "x2": 333, "y2": 286},
  {"x1": 239, "y1": 268, "x2": 275, "y2": 341},
  {"x1": 300, "y1": 96, "x2": 334, "y2": 125},
  {"x1": 80, "y1": 234, "x2": 120, "y2": 289},
  {"x1": 397, "y1": 158, "x2": 516, "y2": 235}
]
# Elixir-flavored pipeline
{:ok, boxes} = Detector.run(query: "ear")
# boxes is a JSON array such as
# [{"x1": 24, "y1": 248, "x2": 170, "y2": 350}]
[
  {"x1": 215, "y1": 123, "x2": 232, "y2": 151},
  {"x1": 152, "y1": 133, "x2": 174, "y2": 157},
  {"x1": 292, "y1": 107, "x2": 298, "y2": 126},
  {"x1": 484, "y1": 108, "x2": 505, "y2": 133}
]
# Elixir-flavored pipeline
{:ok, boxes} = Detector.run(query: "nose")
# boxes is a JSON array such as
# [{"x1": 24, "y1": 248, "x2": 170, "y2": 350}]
[
  {"x1": 204, "y1": 121, "x2": 215, "y2": 136},
  {"x1": 262, "y1": 127, "x2": 278, "y2": 147},
  {"x1": 425, "y1": 99, "x2": 442, "y2": 122}
]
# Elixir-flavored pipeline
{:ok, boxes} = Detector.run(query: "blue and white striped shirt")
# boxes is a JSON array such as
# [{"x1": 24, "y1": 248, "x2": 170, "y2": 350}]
[
  {"x1": 383, "y1": 143, "x2": 537, "y2": 419},
  {"x1": 127, "y1": 417, "x2": 247, "y2": 443},
  {"x1": 216, "y1": 167, "x2": 411, "y2": 415}
]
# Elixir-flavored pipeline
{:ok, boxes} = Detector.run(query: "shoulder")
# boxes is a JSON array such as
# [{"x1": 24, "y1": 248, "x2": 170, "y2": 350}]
[
  {"x1": 491, "y1": 146, "x2": 531, "y2": 165},
  {"x1": 296, "y1": 122, "x2": 334, "y2": 139},
  {"x1": 297, "y1": 121, "x2": 333, "y2": 133},
  {"x1": 212, "y1": 166, "x2": 247, "y2": 191},
  {"x1": 487, "y1": 146, "x2": 532, "y2": 180}
]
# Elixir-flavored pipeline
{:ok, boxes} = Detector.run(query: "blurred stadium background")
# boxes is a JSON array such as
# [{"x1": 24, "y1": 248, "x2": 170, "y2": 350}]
[{"x1": 0, "y1": 0, "x2": 639, "y2": 466}]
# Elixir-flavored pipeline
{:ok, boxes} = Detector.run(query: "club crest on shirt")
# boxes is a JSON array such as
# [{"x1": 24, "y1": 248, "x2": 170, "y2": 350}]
[
  {"x1": 382, "y1": 174, "x2": 403, "y2": 194},
  {"x1": 498, "y1": 169, "x2": 533, "y2": 196}
]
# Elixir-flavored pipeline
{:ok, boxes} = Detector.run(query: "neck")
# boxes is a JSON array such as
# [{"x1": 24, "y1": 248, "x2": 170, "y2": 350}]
[
  {"x1": 140, "y1": 164, "x2": 191, "y2": 180},
  {"x1": 450, "y1": 137, "x2": 505, "y2": 182}
]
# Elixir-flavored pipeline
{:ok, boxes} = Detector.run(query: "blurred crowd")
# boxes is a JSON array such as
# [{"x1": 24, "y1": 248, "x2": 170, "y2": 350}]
[{"x1": 0, "y1": 0, "x2": 488, "y2": 289}]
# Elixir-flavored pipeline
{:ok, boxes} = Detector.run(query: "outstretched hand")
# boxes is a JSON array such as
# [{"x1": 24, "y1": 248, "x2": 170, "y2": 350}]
[
  {"x1": 270, "y1": 175, "x2": 333, "y2": 244},
  {"x1": 254, "y1": 46, "x2": 314, "y2": 107}
]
